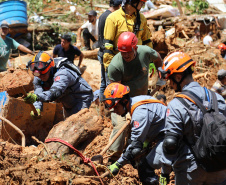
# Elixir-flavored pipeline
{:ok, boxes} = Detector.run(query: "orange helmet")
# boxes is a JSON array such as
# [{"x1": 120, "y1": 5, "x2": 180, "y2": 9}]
[
  {"x1": 28, "y1": 51, "x2": 54, "y2": 76},
  {"x1": 218, "y1": 43, "x2": 226, "y2": 50},
  {"x1": 159, "y1": 52, "x2": 196, "y2": 79},
  {"x1": 103, "y1": 83, "x2": 130, "y2": 109}
]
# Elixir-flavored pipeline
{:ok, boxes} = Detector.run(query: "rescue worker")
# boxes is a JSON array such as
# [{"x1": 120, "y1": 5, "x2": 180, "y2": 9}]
[
  {"x1": 211, "y1": 69, "x2": 226, "y2": 101},
  {"x1": 217, "y1": 43, "x2": 226, "y2": 59},
  {"x1": 159, "y1": 52, "x2": 226, "y2": 184},
  {"x1": 23, "y1": 51, "x2": 93, "y2": 118},
  {"x1": 103, "y1": 83, "x2": 171, "y2": 185},
  {"x1": 107, "y1": 32, "x2": 163, "y2": 162},
  {"x1": 103, "y1": 0, "x2": 153, "y2": 70},
  {"x1": 98, "y1": 0, "x2": 122, "y2": 101}
]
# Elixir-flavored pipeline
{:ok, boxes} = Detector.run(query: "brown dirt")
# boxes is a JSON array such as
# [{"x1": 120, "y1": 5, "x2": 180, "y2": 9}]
[
  {"x1": 1, "y1": 7, "x2": 226, "y2": 185},
  {"x1": 0, "y1": 69, "x2": 34, "y2": 96}
]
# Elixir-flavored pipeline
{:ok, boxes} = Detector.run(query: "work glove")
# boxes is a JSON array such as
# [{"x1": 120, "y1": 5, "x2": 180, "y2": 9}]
[
  {"x1": 143, "y1": 140, "x2": 149, "y2": 149},
  {"x1": 24, "y1": 93, "x2": 38, "y2": 104},
  {"x1": 30, "y1": 109, "x2": 41, "y2": 120},
  {"x1": 156, "y1": 78, "x2": 166, "y2": 87},
  {"x1": 109, "y1": 161, "x2": 122, "y2": 176},
  {"x1": 149, "y1": 63, "x2": 156, "y2": 78},
  {"x1": 159, "y1": 174, "x2": 169, "y2": 185}
]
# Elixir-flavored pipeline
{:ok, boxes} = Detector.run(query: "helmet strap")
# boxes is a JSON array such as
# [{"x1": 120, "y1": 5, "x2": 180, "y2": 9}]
[
  {"x1": 132, "y1": 48, "x2": 137, "y2": 59},
  {"x1": 171, "y1": 73, "x2": 187, "y2": 92},
  {"x1": 119, "y1": 95, "x2": 130, "y2": 117}
]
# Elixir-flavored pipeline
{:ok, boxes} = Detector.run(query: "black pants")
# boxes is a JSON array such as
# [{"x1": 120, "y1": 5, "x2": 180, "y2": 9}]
[
  {"x1": 82, "y1": 28, "x2": 97, "y2": 50},
  {"x1": 137, "y1": 158, "x2": 159, "y2": 185}
]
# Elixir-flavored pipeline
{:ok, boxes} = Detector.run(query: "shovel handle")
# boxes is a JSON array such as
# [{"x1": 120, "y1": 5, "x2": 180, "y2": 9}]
[
  {"x1": 21, "y1": 87, "x2": 38, "y2": 116},
  {"x1": 100, "y1": 118, "x2": 130, "y2": 156},
  {"x1": 101, "y1": 171, "x2": 110, "y2": 178}
]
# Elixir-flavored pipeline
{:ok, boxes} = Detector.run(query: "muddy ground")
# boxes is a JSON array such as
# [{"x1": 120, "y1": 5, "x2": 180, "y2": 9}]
[
  {"x1": 1, "y1": 2, "x2": 226, "y2": 184},
  {"x1": 0, "y1": 40, "x2": 225, "y2": 184}
]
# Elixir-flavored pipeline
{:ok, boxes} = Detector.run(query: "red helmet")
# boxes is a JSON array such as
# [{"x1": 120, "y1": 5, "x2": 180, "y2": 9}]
[
  {"x1": 117, "y1": 32, "x2": 138, "y2": 52},
  {"x1": 218, "y1": 43, "x2": 226, "y2": 50},
  {"x1": 159, "y1": 52, "x2": 196, "y2": 79},
  {"x1": 103, "y1": 83, "x2": 130, "y2": 109}
]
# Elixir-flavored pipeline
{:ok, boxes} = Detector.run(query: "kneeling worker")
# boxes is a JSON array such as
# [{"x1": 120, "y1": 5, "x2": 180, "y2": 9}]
[
  {"x1": 103, "y1": 83, "x2": 171, "y2": 185},
  {"x1": 24, "y1": 51, "x2": 93, "y2": 118}
]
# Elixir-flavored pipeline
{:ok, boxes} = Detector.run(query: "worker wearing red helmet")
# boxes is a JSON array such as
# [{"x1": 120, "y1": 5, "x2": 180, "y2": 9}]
[
  {"x1": 107, "y1": 32, "x2": 163, "y2": 162},
  {"x1": 218, "y1": 43, "x2": 226, "y2": 59},
  {"x1": 103, "y1": 0, "x2": 153, "y2": 70}
]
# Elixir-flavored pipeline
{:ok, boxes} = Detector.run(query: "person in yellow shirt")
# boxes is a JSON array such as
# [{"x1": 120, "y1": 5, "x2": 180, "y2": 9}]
[{"x1": 103, "y1": 0, "x2": 153, "y2": 70}]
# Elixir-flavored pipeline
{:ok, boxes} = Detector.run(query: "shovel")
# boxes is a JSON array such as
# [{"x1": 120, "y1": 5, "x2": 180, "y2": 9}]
[
  {"x1": 91, "y1": 118, "x2": 131, "y2": 164},
  {"x1": 21, "y1": 86, "x2": 38, "y2": 116}
]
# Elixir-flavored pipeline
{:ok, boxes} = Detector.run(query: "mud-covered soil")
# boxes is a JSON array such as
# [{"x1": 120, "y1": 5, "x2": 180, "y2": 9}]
[{"x1": 1, "y1": 3, "x2": 226, "y2": 183}]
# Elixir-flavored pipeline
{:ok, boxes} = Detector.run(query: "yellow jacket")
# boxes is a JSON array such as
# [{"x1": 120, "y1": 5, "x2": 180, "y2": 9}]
[{"x1": 103, "y1": 7, "x2": 153, "y2": 69}]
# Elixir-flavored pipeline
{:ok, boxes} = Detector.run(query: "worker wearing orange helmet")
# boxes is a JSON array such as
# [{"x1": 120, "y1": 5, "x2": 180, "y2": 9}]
[
  {"x1": 218, "y1": 43, "x2": 226, "y2": 59},
  {"x1": 23, "y1": 51, "x2": 93, "y2": 119},
  {"x1": 103, "y1": 83, "x2": 171, "y2": 185},
  {"x1": 107, "y1": 32, "x2": 163, "y2": 163},
  {"x1": 103, "y1": 0, "x2": 153, "y2": 70},
  {"x1": 159, "y1": 52, "x2": 226, "y2": 184}
]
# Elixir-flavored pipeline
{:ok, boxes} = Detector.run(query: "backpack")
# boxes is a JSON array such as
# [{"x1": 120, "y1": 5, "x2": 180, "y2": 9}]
[
  {"x1": 176, "y1": 89, "x2": 226, "y2": 172},
  {"x1": 54, "y1": 57, "x2": 81, "y2": 76}
]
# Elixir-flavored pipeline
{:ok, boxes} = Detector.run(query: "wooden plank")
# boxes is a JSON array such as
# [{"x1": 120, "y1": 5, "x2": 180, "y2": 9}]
[{"x1": 175, "y1": 0, "x2": 183, "y2": 16}]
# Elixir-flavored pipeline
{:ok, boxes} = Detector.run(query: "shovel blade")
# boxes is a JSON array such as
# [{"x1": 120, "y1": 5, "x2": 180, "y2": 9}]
[{"x1": 91, "y1": 154, "x2": 104, "y2": 164}]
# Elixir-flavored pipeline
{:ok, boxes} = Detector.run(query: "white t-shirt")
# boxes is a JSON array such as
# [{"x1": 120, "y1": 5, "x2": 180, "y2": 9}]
[
  {"x1": 203, "y1": 35, "x2": 213, "y2": 45},
  {"x1": 81, "y1": 19, "x2": 99, "y2": 40}
]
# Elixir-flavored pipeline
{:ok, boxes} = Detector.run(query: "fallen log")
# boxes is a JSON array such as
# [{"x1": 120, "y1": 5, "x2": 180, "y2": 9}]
[
  {"x1": 75, "y1": 48, "x2": 99, "y2": 60},
  {"x1": 45, "y1": 108, "x2": 103, "y2": 157},
  {"x1": 28, "y1": 22, "x2": 82, "y2": 32}
]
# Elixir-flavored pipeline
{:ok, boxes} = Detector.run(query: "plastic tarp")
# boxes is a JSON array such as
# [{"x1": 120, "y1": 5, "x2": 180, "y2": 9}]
[
  {"x1": 207, "y1": 0, "x2": 226, "y2": 13},
  {"x1": 0, "y1": 91, "x2": 8, "y2": 113},
  {"x1": 142, "y1": 5, "x2": 180, "y2": 19}
]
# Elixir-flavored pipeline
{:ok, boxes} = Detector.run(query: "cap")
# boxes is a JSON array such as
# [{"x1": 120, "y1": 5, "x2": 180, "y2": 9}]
[
  {"x1": 217, "y1": 69, "x2": 226, "y2": 77},
  {"x1": 1, "y1": 23, "x2": 9, "y2": 28},
  {"x1": 110, "y1": 0, "x2": 122, "y2": 6},
  {"x1": 86, "y1": 10, "x2": 97, "y2": 16}
]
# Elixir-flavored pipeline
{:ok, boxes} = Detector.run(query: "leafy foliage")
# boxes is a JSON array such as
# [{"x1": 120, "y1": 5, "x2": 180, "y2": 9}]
[
  {"x1": 185, "y1": 0, "x2": 209, "y2": 15},
  {"x1": 172, "y1": 0, "x2": 209, "y2": 15}
]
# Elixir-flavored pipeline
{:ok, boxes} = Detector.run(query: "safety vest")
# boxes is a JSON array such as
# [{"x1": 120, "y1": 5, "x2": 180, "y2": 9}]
[
  {"x1": 175, "y1": 94, "x2": 196, "y2": 104},
  {"x1": 131, "y1": 99, "x2": 166, "y2": 115}
]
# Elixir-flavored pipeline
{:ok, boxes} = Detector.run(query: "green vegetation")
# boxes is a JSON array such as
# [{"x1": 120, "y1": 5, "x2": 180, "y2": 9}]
[
  {"x1": 172, "y1": 0, "x2": 209, "y2": 15},
  {"x1": 186, "y1": 0, "x2": 209, "y2": 14}
]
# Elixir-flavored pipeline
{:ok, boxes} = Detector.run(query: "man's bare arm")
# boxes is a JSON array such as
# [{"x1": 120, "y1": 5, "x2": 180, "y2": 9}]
[
  {"x1": 153, "y1": 52, "x2": 163, "y2": 71},
  {"x1": 77, "y1": 52, "x2": 84, "y2": 67},
  {"x1": 17, "y1": 45, "x2": 34, "y2": 55}
]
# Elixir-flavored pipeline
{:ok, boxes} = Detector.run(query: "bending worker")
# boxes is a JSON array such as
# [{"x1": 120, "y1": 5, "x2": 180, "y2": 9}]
[
  {"x1": 103, "y1": 83, "x2": 171, "y2": 185},
  {"x1": 24, "y1": 51, "x2": 93, "y2": 118}
]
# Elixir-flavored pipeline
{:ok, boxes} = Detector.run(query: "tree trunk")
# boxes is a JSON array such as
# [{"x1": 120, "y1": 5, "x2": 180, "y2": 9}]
[{"x1": 45, "y1": 108, "x2": 103, "y2": 157}]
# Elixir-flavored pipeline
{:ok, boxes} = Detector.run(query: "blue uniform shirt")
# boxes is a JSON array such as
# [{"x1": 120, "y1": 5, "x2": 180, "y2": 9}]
[
  {"x1": 33, "y1": 64, "x2": 93, "y2": 114},
  {"x1": 118, "y1": 95, "x2": 167, "y2": 164}
]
